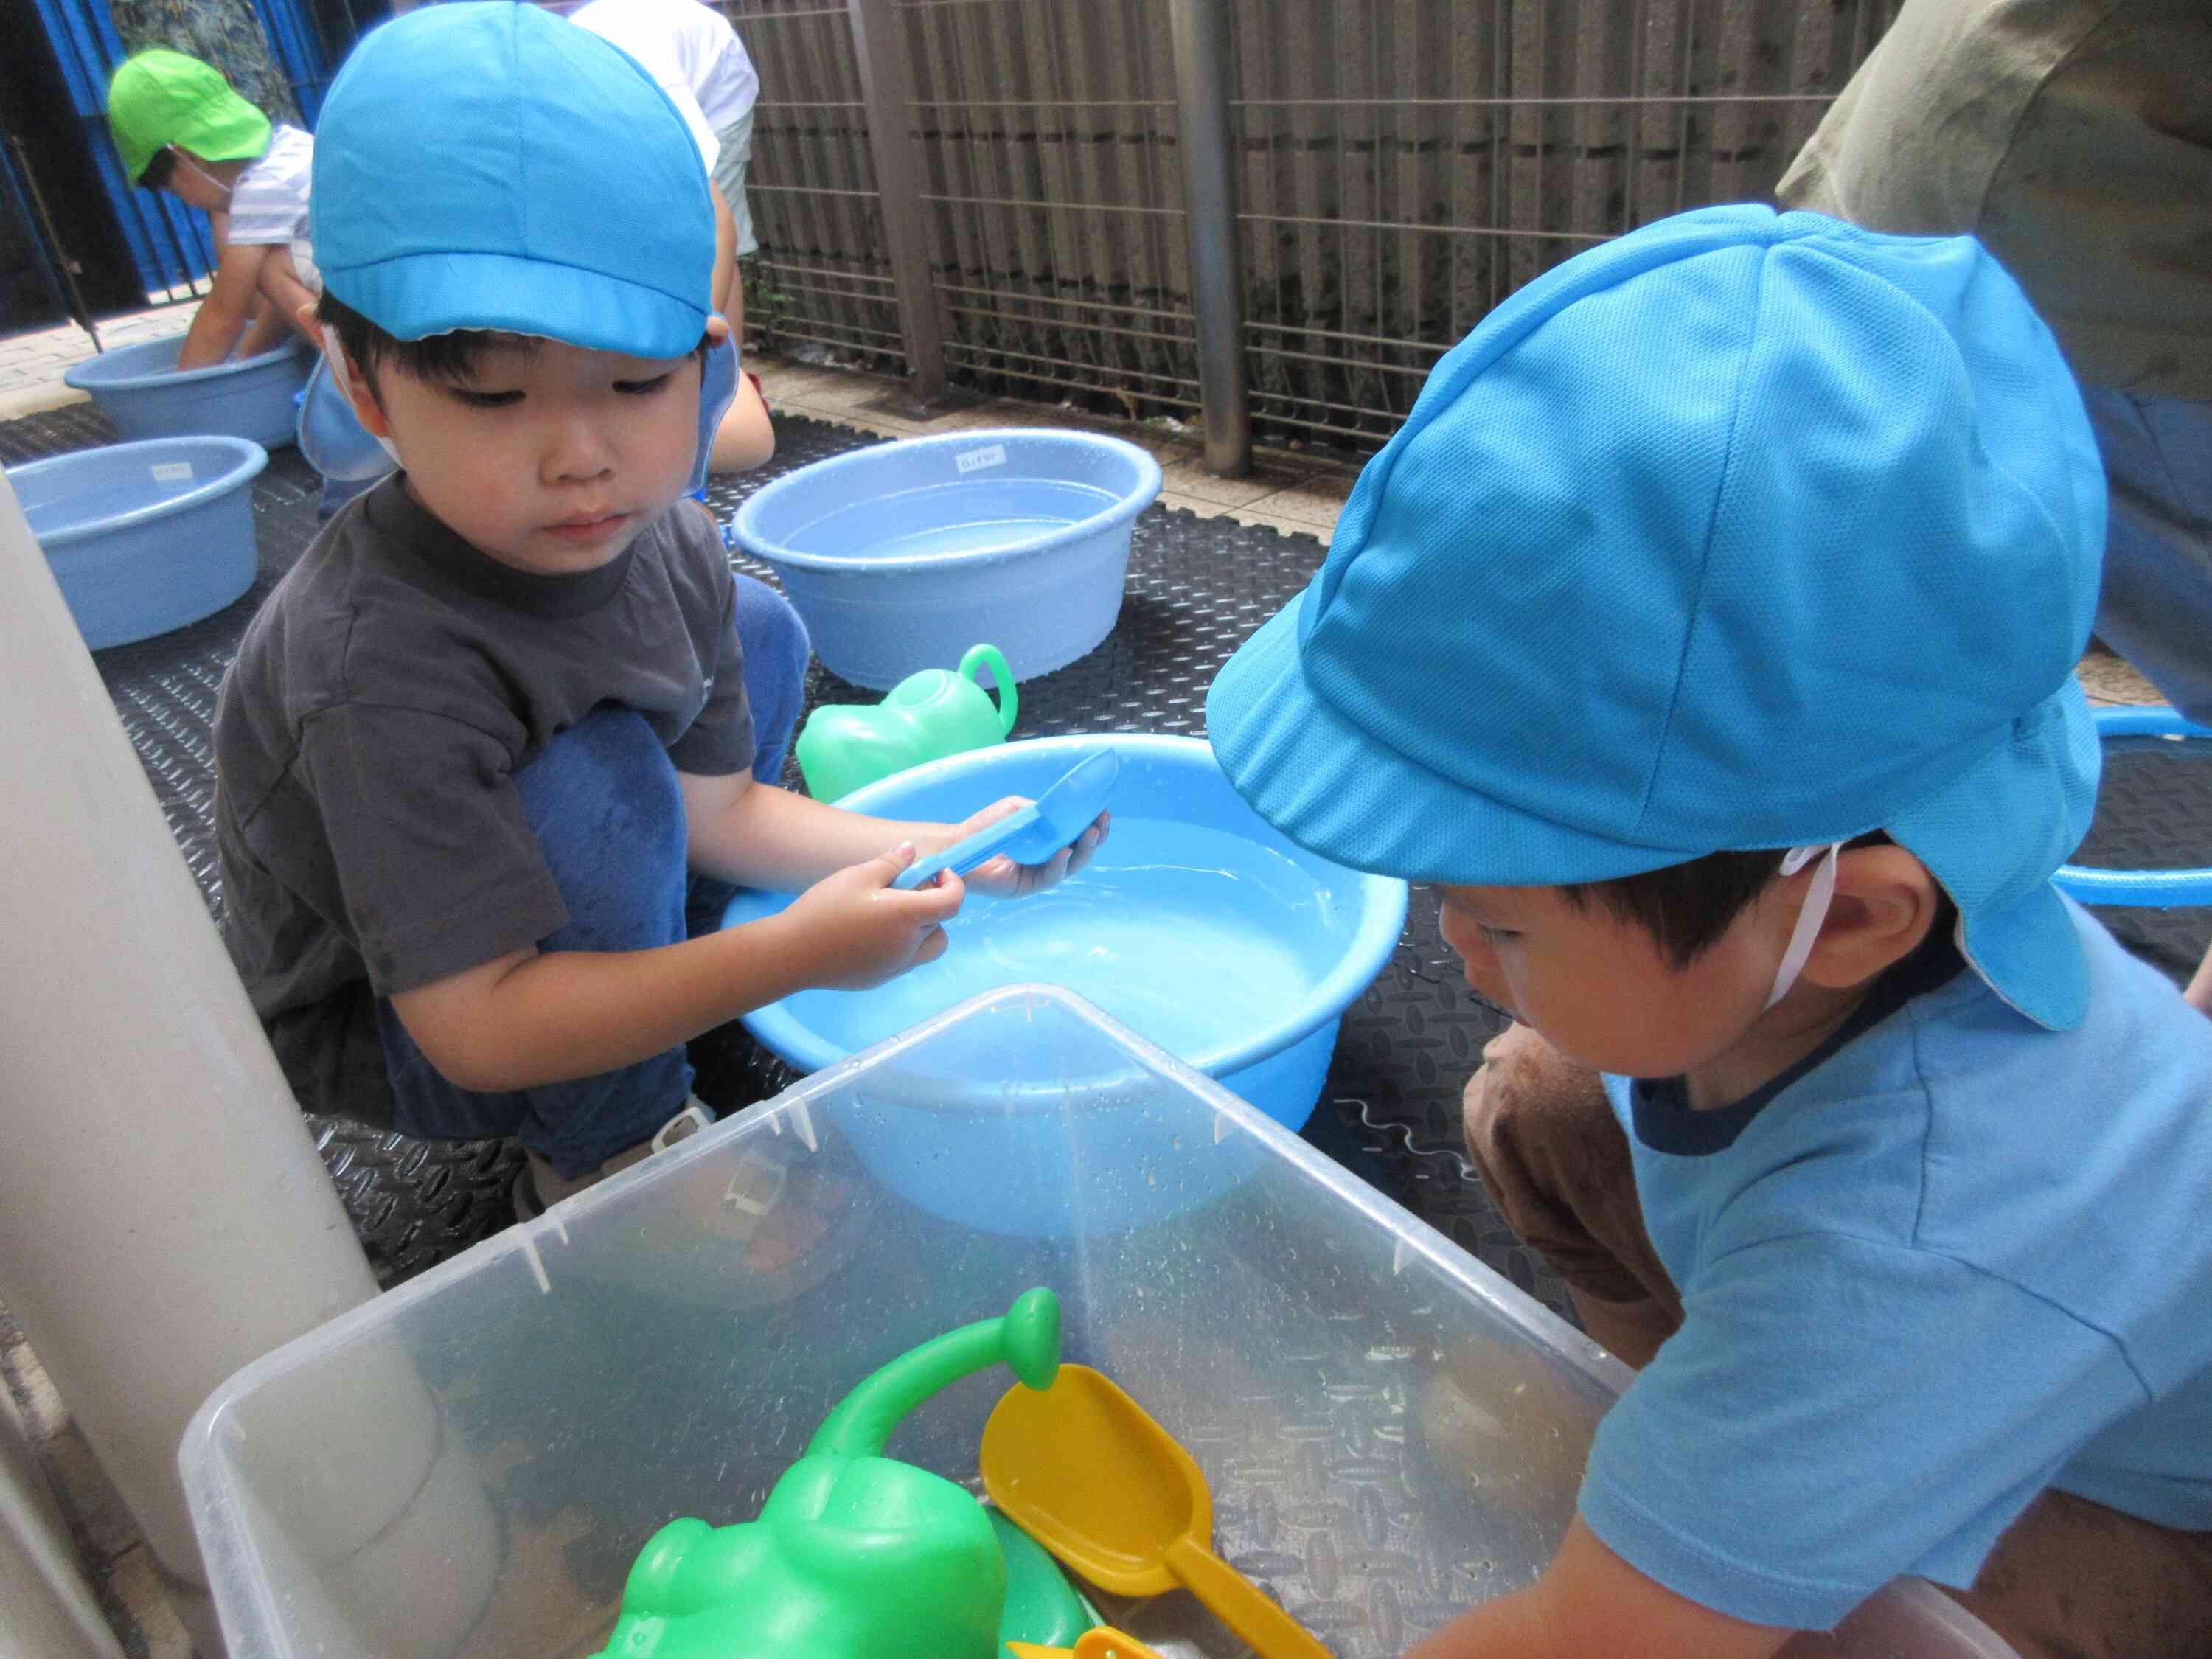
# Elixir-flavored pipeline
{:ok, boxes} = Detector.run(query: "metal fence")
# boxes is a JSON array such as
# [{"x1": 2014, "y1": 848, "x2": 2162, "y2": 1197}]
[{"x1": 726, "y1": 0, "x2": 1899, "y2": 463}]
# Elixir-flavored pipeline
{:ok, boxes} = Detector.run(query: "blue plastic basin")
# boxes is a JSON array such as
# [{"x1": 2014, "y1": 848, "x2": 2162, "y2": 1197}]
[
  {"x1": 732, "y1": 428, "x2": 1163, "y2": 689},
  {"x1": 722, "y1": 735, "x2": 1408, "y2": 1228},
  {"x1": 2054, "y1": 706, "x2": 2212, "y2": 906},
  {"x1": 63, "y1": 335, "x2": 310, "y2": 450},
  {"x1": 10, "y1": 437, "x2": 267, "y2": 649}
]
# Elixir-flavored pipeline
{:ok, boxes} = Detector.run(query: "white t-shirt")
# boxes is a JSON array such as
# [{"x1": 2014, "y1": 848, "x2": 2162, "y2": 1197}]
[
  {"x1": 571, "y1": 0, "x2": 758, "y2": 167},
  {"x1": 226, "y1": 123, "x2": 313, "y2": 248}
]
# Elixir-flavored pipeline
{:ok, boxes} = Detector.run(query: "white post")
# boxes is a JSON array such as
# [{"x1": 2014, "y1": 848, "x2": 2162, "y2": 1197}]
[
  {"x1": 0, "y1": 474, "x2": 381, "y2": 1653},
  {"x1": 1, "y1": 1388, "x2": 126, "y2": 1659}
]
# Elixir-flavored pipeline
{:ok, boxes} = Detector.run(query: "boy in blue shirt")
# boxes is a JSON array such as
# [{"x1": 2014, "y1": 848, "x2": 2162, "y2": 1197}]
[
  {"x1": 215, "y1": 3, "x2": 1102, "y2": 1218},
  {"x1": 1206, "y1": 207, "x2": 2212, "y2": 1656}
]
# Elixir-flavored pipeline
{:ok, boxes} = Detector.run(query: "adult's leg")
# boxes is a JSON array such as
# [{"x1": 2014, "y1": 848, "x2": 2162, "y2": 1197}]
[
  {"x1": 1461, "y1": 1022, "x2": 1682, "y2": 1367},
  {"x1": 2084, "y1": 390, "x2": 2212, "y2": 722},
  {"x1": 2080, "y1": 389, "x2": 2212, "y2": 1010}
]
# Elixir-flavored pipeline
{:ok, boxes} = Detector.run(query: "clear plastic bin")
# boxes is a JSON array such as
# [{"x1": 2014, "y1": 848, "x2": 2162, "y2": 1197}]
[{"x1": 179, "y1": 987, "x2": 2015, "y2": 1659}]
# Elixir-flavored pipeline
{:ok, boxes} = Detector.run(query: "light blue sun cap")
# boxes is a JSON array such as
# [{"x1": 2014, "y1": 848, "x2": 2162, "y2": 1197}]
[
  {"x1": 1206, "y1": 205, "x2": 2107, "y2": 1028},
  {"x1": 310, "y1": 1, "x2": 716, "y2": 358}
]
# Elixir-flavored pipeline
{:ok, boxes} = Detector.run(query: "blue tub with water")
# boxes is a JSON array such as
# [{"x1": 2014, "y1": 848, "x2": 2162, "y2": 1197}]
[
  {"x1": 722, "y1": 734, "x2": 1408, "y2": 1231},
  {"x1": 731, "y1": 428, "x2": 1163, "y2": 689},
  {"x1": 10, "y1": 437, "x2": 266, "y2": 649},
  {"x1": 63, "y1": 335, "x2": 311, "y2": 451}
]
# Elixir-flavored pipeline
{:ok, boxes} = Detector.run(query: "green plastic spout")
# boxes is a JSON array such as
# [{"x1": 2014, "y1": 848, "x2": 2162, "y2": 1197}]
[
  {"x1": 588, "y1": 1287, "x2": 1070, "y2": 1659},
  {"x1": 810, "y1": 1286, "x2": 1060, "y2": 1461}
]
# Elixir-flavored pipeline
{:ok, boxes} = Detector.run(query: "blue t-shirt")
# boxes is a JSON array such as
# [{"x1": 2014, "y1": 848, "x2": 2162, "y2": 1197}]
[{"x1": 1580, "y1": 900, "x2": 2212, "y2": 1630}]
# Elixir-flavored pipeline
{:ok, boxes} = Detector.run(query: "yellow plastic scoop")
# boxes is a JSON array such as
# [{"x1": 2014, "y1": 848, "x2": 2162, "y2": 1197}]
[
  {"x1": 981, "y1": 1366, "x2": 1332, "y2": 1659},
  {"x1": 1005, "y1": 1630, "x2": 1166, "y2": 1659}
]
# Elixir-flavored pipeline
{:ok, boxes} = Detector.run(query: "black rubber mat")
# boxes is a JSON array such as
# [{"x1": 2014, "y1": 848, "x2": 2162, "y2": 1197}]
[{"x1": 17, "y1": 395, "x2": 2210, "y2": 1315}]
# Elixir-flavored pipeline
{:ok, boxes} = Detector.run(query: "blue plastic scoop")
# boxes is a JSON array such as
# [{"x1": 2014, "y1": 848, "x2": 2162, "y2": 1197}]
[{"x1": 893, "y1": 746, "x2": 1119, "y2": 891}]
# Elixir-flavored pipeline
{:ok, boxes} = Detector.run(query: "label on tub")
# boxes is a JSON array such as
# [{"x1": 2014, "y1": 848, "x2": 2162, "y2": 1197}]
[
  {"x1": 150, "y1": 462, "x2": 196, "y2": 484},
  {"x1": 954, "y1": 443, "x2": 1008, "y2": 475}
]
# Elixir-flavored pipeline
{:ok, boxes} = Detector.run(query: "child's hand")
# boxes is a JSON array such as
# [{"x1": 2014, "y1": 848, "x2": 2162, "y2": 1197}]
[
  {"x1": 780, "y1": 843, "x2": 967, "y2": 990},
  {"x1": 952, "y1": 799, "x2": 1113, "y2": 899}
]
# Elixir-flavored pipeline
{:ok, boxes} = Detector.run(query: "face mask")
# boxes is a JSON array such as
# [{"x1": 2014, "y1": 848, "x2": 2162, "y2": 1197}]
[
  {"x1": 1763, "y1": 842, "x2": 1843, "y2": 1010},
  {"x1": 316, "y1": 327, "x2": 405, "y2": 470},
  {"x1": 175, "y1": 152, "x2": 234, "y2": 206}
]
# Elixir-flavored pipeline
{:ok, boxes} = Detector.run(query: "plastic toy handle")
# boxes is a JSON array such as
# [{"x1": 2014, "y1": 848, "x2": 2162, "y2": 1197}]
[
  {"x1": 808, "y1": 1287, "x2": 1060, "y2": 1459},
  {"x1": 1163, "y1": 1537, "x2": 1334, "y2": 1659},
  {"x1": 1006, "y1": 1632, "x2": 1171, "y2": 1659},
  {"x1": 891, "y1": 803, "x2": 1043, "y2": 891},
  {"x1": 960, "y1": 643, "x2": 1019, "y2": 738}
]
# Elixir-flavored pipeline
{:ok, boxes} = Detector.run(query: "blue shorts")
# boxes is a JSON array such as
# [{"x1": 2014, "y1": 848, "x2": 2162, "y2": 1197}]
[
  {"x1": 377, "y1": 572, "x2": 809, "y2": 1176},
  {"x1": 712, "y1": 109, "x2": 757, "y2": 259}
]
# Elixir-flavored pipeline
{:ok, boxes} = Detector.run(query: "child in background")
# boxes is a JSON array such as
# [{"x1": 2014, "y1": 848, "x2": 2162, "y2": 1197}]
[
  {"x1": 567, "y1": 0, "x2": 773, "y2": 471},
  {"x1": 1206, "y1": 206, "x2": 2212, "y2": 1657},
  {"x1": 217, "y1": 2, "x2": 1104, "y2": 1218},
  {"x1": 105, "y1": 48, "x2": 317, "y2": 370},
  {"x1": 566, "y1": 0, "x2": 760, "y2": 320}
]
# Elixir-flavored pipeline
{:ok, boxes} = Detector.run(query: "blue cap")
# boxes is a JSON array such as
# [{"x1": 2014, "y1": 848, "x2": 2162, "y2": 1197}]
[
  {"x1": 310, "y1": 1, "x2": 715, "y2": 357},
  {"x1": 1206, "y1": 206, "x2": 2106, "y2": 1029}
]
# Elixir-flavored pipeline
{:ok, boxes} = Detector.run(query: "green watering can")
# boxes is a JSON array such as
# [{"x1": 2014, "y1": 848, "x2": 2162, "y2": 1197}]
[
  {"x1": 796, "y1": 643, "x2": 1018, "y2": 804},
  {"x1": 588, "y1": 1287, "x2": 1094, "y2": 1659}
]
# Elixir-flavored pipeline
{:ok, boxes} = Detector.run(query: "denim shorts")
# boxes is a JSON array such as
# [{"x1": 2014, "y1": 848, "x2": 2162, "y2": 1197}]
[{"x1": 378, "y1": 572, "x2": 809, "y2": 1176}]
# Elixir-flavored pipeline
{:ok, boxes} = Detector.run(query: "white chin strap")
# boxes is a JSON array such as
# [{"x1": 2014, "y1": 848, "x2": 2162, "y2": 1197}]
[
  {"x1": 178, "y1": 153, "x2": 234, "y2": 206},
  {"x1": 1764, "y1": 842, "x2": 1843, "y2": 1011},
  {"x1": 319, "y1": 327, "x2": 404, "y2": 467}
]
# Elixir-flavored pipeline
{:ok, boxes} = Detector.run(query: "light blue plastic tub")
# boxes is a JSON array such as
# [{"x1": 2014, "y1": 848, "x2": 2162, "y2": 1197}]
[
  {"x1": 2053, "y1": 706, "x2": 2212, "y2": 906},
  {"x1": 722, "y1": 734, "x2": 1408, "y2": 1231},
  {"x1": 732, "y1": 428, "x2": 1163, "y2": 689},
  {"x1": 10, "y1": 437, "x2": 267, "y2": 650},
  {"x1": 63, "y1": 335, "x2": 311, "y2": 450}
]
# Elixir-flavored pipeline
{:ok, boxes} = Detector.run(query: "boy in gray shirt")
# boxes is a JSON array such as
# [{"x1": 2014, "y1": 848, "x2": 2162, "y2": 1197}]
[{"x1": 215, "y1": 2, "x2": 1103, "y2": 1215}]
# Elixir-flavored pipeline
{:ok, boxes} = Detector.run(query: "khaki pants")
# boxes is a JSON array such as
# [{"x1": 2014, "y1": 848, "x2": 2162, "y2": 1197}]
[{"x1": 1461, "y1": 1023, "x2": 2212, "y2": 1659}]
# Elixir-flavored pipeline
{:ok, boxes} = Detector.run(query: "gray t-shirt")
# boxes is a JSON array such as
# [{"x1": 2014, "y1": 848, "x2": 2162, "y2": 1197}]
[{"x1": 215, "y1": 477, "x2": 754, "y2": 1124}]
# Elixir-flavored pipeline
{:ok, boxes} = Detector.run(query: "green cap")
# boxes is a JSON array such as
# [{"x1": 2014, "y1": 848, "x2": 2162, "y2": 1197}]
[{"x1": 107, "y1": 49, "x2": 271, "y2": 185}]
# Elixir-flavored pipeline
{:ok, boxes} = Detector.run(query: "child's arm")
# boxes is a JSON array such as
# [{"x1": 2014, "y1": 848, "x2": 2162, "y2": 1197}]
[
  {"x1": 176, "y1": 241, "x2": 279, "y2": 369},
  {"x1": 233, "y1": 293, "x2": 292, "y2": 358},
  {"x1": 678, "y1": 769, "x2": 1105, "y2": 897},
  {"x1": 387, "y1": 841, "x2": 961, "y2": 1092},
  {"x1": 254, "y1": 248, "x2": 322, "y2": 349},
  {"x1": 1407, "y1": 1518, "x2": 1793, "y2": 1659}
]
